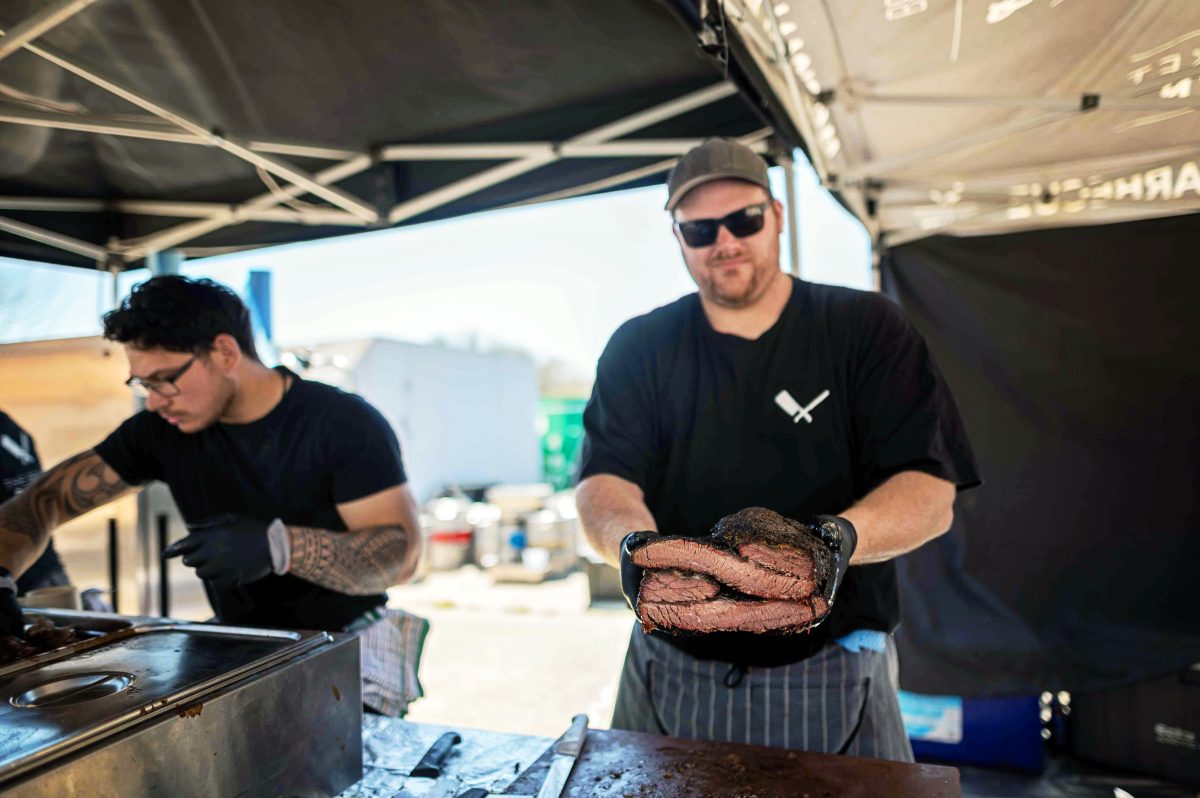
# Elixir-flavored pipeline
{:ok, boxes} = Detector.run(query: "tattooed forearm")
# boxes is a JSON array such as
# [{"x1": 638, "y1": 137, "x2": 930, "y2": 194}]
[
  {"x1": 0, "y1": 449, "x2": 132, "y2": 576},
  {"x1": 285, "y1": 524, "x2": 411, "y2": 595}
]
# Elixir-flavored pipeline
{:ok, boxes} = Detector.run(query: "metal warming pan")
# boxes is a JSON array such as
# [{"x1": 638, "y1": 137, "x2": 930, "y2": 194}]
[{"x1": 0, "y1": 609, "x2": 362, "y2": 797}]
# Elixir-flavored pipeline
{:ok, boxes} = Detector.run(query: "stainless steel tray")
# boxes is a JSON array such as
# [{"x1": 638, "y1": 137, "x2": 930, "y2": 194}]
[
  {"x1": 0, "y1": 608, "x2": 156, "y2": 678},
  {"x1": 0, "y1": 621, "x2": 330, "y2": 781}
]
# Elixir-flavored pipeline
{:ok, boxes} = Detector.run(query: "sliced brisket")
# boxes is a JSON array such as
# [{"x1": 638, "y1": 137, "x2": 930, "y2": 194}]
[
  {"x1": 638, "y1": 569, "x2": 721, "y2": 604},
  {"x1": 639, "y1": 595, "x2": 829, "y2": 634},
  {"x1": 630, "y1": 537, "x2": 819, "y2": 600},
  {"x1": 630, "y1": 507, "x2": 839, "y2": 635}
]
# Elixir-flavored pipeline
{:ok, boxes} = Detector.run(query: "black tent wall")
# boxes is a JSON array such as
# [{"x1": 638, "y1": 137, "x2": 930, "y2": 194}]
[{"x1": 884, "y1": 213, "x2": 1200, "y2": 696}]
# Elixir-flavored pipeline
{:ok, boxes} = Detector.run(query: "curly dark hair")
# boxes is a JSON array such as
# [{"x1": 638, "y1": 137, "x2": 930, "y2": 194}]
[{"x1": 102, "y1": 276, "x2": 259, "y2": 360}]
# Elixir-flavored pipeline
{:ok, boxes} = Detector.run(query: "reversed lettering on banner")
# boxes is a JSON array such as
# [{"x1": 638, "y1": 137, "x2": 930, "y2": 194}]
[
  {"x1": 1125, "y1": 31, "x2": 1200, "y2": 129},
  {"x1": 1127, "y1": 31, "x2": 1200, "y2": 89},
  {"x1": 738, "y1": 1, "x2": 842, "y2": 161},
  {"x1": 781, "y1": 36, "x2": 841, "y2": 159},
  {"x1": 986, "y1": 0, "x2": 1063, "y2": 25},
  {"x1": 1006, "y1": 160, "x2": 1200, "y2": 219},
  {"x1": 884, "y1": 0, "x2": 928, "y2": 21}
]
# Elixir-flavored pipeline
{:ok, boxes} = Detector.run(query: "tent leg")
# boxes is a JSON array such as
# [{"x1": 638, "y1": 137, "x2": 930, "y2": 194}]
[
  {"x1": 779, "y1": 150, "x2": 801, "y2": 278},
  {"x1": 133, "y1": 249, "x2": 184, "y2": 615}
]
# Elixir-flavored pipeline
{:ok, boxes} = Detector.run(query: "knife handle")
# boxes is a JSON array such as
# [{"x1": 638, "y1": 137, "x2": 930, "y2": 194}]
[
  {"x1": 555, "y1": 714, "x2": 588, "y2": 757},
  {"x1": 411, "y1": 731, "x2": 462, "y2": 778}
]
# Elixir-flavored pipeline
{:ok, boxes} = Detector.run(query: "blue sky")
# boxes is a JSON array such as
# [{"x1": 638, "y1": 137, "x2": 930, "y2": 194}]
[{"x1": 0, "y1": 154, "x2": 869, "y2": 378}]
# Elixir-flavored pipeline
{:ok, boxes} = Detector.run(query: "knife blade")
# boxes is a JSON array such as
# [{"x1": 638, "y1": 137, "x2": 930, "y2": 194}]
[
  {"x1": 394, "y1": 731, "x2": 462, "y2": 798},
  {"x1": 453, "y1": 714, "x2": 588, "y2": 798},
  {"x1": 533, "y1": 714, "x2": 587, "y2": 798}
]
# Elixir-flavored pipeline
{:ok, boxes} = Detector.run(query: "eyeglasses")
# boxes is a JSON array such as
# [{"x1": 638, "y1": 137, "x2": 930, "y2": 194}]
[
  {"x1": 125, "y1": 357, "x2": 195, "y2": 399},
  {"x1": 674, "y1": 201, "x2": 773, "y2": 248}
]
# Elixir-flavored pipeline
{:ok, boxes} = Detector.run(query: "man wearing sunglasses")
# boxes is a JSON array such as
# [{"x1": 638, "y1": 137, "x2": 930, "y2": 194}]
[
  {"x1": 575, "y1": 138, "x2": 980, "y2": 760},
  {"x1": 0, "y1": 276, "x2": 423, "y2": 714}
]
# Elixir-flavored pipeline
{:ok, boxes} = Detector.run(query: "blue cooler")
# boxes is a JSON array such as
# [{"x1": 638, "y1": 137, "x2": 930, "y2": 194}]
[{"x1": 899, "y1": 690, "x2": 1046, "y2": 772}]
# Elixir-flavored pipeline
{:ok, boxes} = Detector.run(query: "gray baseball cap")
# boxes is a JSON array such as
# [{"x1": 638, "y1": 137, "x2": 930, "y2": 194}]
[{"x1": 664, "y1": 137, "x2": 771, "y2": 211}]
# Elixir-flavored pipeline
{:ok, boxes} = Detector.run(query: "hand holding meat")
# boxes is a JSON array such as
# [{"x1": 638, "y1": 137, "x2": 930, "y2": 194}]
[
  {"x1": 629, "y1": 507, "x2": 857, "y2": 635},
  {"x1": 619, "y1": 531, "x2": 660, "y2": 610},
  {"x1": 807, "y1": 514, "x2": 857, "y2": 607},
  {"x1": 0, "y1": 567, "x2": 22, "y2": 637},
  {"x1": 164, "y1": 515, "x2": 274, "y2": 588}
]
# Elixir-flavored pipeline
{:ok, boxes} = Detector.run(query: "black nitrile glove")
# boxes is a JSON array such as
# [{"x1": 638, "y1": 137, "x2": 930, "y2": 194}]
[
  {"x1": 164, "y1": 515, "x2": 274, "y2": 589},
  {"x1": 809, "y1": 515, "x2": 858, "y2": 611},
  {"x1": 1, "y1": 566, "x2": 24, "y2": 637},
  {"x1": 619, "y1": 531, "x2": 659, "y2": 611}
]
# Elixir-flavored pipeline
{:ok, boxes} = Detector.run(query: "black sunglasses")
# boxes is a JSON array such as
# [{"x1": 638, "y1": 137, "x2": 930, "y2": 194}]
[{"x1": 674, "y1": 201, "x2": 772, "y2": 248}]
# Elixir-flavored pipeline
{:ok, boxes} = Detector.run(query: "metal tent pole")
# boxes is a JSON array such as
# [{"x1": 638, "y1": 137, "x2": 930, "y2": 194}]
[
  {"x1": 2, "y1": 30, "x2": 379, "y2": 224},
  {"x1": 133, "y1": 249, "x2": 181, "y2": 614},
  {"x1": 385, "y1": 83, "x2": 739, "y2": 225},
  {"x1": 0, "y1": 0, "x2": 99, "y2": 63},
  {"x1": 107, "y1": 518, "x2": 119, "y2": 613},
  {"x1": 778, "y1": 149, "x2": 802, "y2": 278}
]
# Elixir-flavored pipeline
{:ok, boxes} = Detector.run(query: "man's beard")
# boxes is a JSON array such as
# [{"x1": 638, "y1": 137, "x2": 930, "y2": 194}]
[{"x1": 704, "y1": 258, "x2": 767, "y2": 308}]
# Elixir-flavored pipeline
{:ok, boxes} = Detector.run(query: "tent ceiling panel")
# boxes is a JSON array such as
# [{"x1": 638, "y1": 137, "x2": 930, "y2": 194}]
[
  {"x1": 710, "y1": 0, "x2": 1200, "y2": 243},
  {"x1": 0, "y1": 0, "x2": 773, "y2": 269}
]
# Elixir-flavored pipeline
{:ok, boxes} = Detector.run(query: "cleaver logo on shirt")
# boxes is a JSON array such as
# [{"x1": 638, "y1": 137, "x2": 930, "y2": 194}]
[
  {"x1": 774, "y1": 389, "x2": 830, "y2": 424},
  {"x1": 1, "y1": 433, "x2": 35, "y2": 466}
]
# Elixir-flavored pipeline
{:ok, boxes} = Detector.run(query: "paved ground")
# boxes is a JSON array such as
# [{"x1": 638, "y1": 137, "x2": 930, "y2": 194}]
[{"x1": 386, "y1": 568, "x2": 635, "y2": 737}]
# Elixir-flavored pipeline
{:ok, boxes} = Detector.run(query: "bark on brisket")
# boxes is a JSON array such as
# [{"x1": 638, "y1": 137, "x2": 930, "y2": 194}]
[{"x1": 712, "y1": 507, "x2": 832, "y2": 589}]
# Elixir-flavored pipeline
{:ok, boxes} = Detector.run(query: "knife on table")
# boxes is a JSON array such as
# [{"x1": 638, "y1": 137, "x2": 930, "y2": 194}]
[
  {"x1": 393, "y1": 731, "x2": 463, "y2": 798},
  {"x1": 453, "y1": 714, "x2": 588, "y2": 798}
]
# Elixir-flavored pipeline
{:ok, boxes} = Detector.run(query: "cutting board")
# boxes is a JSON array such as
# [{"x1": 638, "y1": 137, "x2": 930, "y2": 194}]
[{"x1": 504, "y1": 728, "x2": 960, "y2": 798}]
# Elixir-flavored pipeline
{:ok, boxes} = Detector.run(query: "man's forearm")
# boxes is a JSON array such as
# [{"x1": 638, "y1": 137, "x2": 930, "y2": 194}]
[
  {"x1": 0, "y1": 483, "x2": 50, "y2": 577},
  {"x1": 0, "y1": 450, "x2": 130, "y2": 576},
  {"x1": 283, "y1": 524, "x2": 414, "y2": 595},
  {"x1": 840, "y1": 470, "x2": 956, "y2": 565},
  {"x1": 575, "y1": 475, "x2": 657, "y2": 567}
]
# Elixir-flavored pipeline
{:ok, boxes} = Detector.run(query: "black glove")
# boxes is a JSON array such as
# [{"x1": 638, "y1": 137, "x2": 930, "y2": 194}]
[
  {"x1": 809, "y1": 515, "x2": 858, "y2": 611},
  {"x1": 618, "y1": 531, "x2": 659, "y2": 611},
  {"x1": 163, "y1": 515, "x2": 274, "y2": 589},
  {"x1": 1, "y1": 566, "x2": 24, "y2": 637}
]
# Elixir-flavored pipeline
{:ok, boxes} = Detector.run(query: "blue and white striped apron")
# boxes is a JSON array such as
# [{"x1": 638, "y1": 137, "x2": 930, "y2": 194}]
[{"x1": 611, "y1": 624, "x2": 914, "y2": 762}]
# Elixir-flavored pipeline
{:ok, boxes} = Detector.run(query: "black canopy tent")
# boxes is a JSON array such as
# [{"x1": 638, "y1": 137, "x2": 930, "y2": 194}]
[
  {"x1": 0, "y1": 0, "x2": 792, "y2": 270},
  {"x1": 2, "y1": 0, "x2": 1198, "y2": 699}
]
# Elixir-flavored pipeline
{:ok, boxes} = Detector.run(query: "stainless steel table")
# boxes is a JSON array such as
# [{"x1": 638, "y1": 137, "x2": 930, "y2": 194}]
[{"x1": 341, "y1": 718, "x2": 964, "y2": 798}]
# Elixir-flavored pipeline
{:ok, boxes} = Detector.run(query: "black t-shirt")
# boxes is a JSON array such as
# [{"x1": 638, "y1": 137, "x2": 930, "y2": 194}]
[
  {"x1": 94, "y1": 369, "x2": 407, "y2": 631},
  {"x1": 578, "y1": 277, "x2": 981, "y2": 666},
  {"x1": 0, "y1": 411, "x2": 67, "y2": 594}
]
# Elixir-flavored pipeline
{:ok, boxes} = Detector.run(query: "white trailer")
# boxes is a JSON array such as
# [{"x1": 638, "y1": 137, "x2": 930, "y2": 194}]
[{"x1": 291, "y1": 338, "x2": 542, "y2": 503}]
